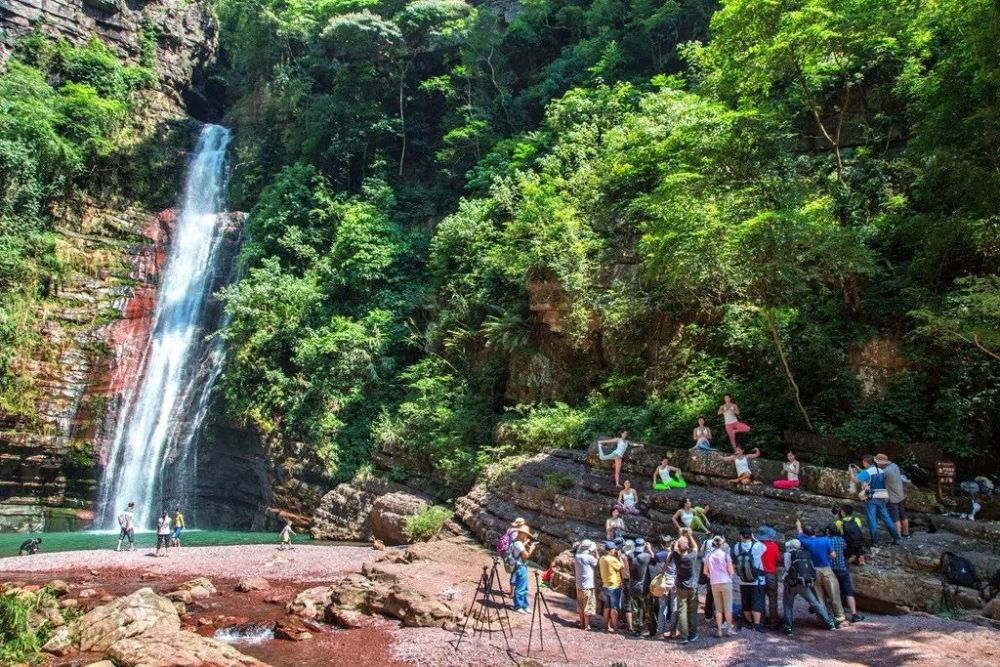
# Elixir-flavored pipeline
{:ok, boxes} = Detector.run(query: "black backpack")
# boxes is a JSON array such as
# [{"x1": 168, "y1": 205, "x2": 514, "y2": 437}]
[
  {"x1": 786, "y1": 548, "x2": 816, "y2": 585},
  {"x1": 940, "y1": 551, "x2": 981, "y2": 590},
  {"x1": 841, "y1": 516, "x2": 866, "y2": 548},
  {"x1": 735, "y1": 540, "x2": 762, "y2": 583}
]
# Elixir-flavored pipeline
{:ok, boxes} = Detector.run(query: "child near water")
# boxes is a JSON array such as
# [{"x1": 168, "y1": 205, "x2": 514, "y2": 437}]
[{"x1": 279, "y1": 522, "x2": 295, "y2": 550}]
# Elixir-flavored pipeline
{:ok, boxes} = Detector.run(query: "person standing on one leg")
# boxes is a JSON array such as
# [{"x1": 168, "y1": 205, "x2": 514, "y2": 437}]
[
  {"x1": 596, "y1": 430, "x2": 645, "y2": 488},
  {"x1": 511, "y1": 525, "x2": 536, "y2": 614},
  {"x1": 718, "y1": 394, "x2": 751, "y2": 450},
  {"x1": 877, "y1": 454, "x2": 911, "y2": 539},
  {"x1": 573, "y1": 540, "x2": 598, "y2": 630},
  {"x1": 116, "y1": 501, "x2": 136, "y2": 552},
  {"x1": 599, "y1": 541, "x2": 624, "y2": 631},
  {"x1": 850, "y1": 455, "x2": 901, "y2": 547},
  {"x1": 826, "y1": 524, "x2": 865, "y2": 623},
  {"x1": 672, "y1": 537, "x2": 700, "y2": 644},
  {"x1": 734, "y1": 527, "x2": 766, "y2": 632},
  {"x1": 155, "y1": 508, "x2": 172, "y2": 557}
]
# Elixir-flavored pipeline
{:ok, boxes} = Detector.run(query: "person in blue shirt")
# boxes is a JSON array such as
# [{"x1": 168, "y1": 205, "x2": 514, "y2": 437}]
[
  {"x1": 797, "y1": 520, "x2": 846, "y2": 626},
  {"x1": 849, "y1": 454, "x2": 901, "y2": 546}
]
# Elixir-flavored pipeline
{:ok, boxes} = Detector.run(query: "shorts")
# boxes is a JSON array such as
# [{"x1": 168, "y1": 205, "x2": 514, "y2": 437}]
[
  {"x1": 576, "y1": 587, "x2": 596, "y2": 615},
  {"x1": 620, "y1": 582, "x2": 633, "y2": 609},
  {"x1": 119, "y1": 528, "x2": 134, "y2": 543},
  {"x1": 710, "y1": 582, "x2": 734, "y2": 613},
  {"x1": 888, "y1": 501, "x2": 907, "y2": 523},
  {"x1": 845, "y1": 541, "x2": 867, "y2": 559},
  {"x1": 740, "y1": 584, "x2": 764, "y2": 614},
  {"x1": 602, "y1": 587, "x2": 622, "y2": 610},
  {"x1": 156, "y1": 533, "x2": 170, "y2": 548},
  {"x1": 172, "y1": 526, "x2": 183, "y2": 539},
  {"x1": 833, "y1": 568, "x2": 854, "y2": 598}
]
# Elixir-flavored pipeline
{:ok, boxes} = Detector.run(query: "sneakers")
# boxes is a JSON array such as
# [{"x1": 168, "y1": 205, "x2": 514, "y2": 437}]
[
  {"x1": 715, "y1": 628, "x2": 723, "y2": 638},
  {"x1": 515, "y1": 608, "x2": 528, "y2": 615},
  {"x1": 726, "y1": 628, "x2": 738, "y2": 637},
  {"x1": 826, "y1": 621, "x2": 837, "y2": 630},
  {"x1": 851, "y1": 613, "x2": 865, "y2": 623},
  {"x1": 783, "y1": 625, "x2": 793, "y2": 636},
  {"x1": 754, "y1": 624, "x2": 765, "y2": 633}
]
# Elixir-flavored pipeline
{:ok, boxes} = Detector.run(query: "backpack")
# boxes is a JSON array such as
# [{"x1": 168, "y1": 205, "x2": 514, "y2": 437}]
[
  {"x1": 841, "y1": 516, "x2": 866, "y2": 548},
  {"x1": 497, "y1": 529, "x2": 517, "y2": 572},
  {"x1": 735, "y1": 540, "x2": 762, "y2": 583},
  {"x1": 786, "y1": 548, "x2": 816, "y2": 585},
  {"x1": 940, "y1": 551, "x2": 981, "y2": 590},
  {"x1": 649, "y1": 572, "x2": 669, "y2": 597}
]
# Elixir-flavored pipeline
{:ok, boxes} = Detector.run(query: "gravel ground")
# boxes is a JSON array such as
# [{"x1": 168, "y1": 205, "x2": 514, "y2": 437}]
[
  {"x1": 390, "y1": 584, "x2": 1000, "y2": 667},
  {"x1": 0, "y1": 544, "x2": 381, "y2": 583}
]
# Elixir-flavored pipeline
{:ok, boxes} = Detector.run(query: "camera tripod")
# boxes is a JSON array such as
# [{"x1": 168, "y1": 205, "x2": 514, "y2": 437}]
[
  {"x1": 454, "y1": 557, "x2": 513, "y2": 652},
  {"x1": 526, "y1": 570, "x2": 568, "y2": 661}
]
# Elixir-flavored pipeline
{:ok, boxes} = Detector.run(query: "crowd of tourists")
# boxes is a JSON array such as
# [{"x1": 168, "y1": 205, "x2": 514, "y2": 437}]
[{"x1": 503, "y1": 393, "x2": 919, "y2": 641}]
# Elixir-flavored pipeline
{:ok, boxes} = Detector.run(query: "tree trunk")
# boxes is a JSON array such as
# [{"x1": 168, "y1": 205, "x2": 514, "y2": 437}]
[{"x1": 764, "y1": 308, "x2": 814, "y2": 431}]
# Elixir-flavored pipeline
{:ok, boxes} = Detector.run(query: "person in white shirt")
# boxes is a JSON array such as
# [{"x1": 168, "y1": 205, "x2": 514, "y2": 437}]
[
  {"x1": 717, "y1": 394, "x2": 751, "y2": 449},
  {"x1": 716, "y1": 446, "x2": 761, "y2": 485},
  {"x1": 116, "y1": 501, "x2": 136, "y2": 552},
  {"x1": 155, "y1": 509, "x2": 172, "y2": 557},
  {"x1": 573, "y1": 541, "x2": 599, "y2": 629},
  {"x1": 596, "y1": 430, "x2": 645, "y2": 487}
]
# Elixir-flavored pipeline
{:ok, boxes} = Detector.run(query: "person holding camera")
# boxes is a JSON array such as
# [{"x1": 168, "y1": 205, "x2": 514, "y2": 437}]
[
  {"x1": 511, "y1": 524, "x2": 536, "y2": 614},
  {"x1": 573, "y1": 540, "x2": 599, "y2": 629},
  {"x1": 599, "y1": 541, "x2": 625, "y2": 632},
  {"x1": 849, "y1": 455, "x2": 901, "y2": 547}
]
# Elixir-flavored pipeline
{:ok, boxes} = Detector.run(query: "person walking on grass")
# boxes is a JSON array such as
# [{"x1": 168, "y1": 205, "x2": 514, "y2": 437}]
[
  {"x1": 825, "y1": 524, "x2": 865, "y2": 623},
  {"x1": 672, "y1": 536, "x2": 700, "y2": 644},
  {"x1": 796, "y1": 519, "x2": 845, "y2": 627},
  {"x1": 703, "y1": 535, "x2": 737, "y2": 638},
  {"x1": 279, "y1": 521, "x2": 296, "y2": 550},
  {"x1": 171, "y1": 506, "x2": 185, "y2": 547},
  {"x1": 599, "y1": 541, "x2": 624, "y2": 632},
  {"x1": 116, "y1": 501, "x2": 136, "y2": 552},
  {"x1": 596, "y1": 430, "x2": 645, "y2": 488},
  {"x1": 155, "y1": 508, "x2": 172, "y2": 557},
  {"x1": 573, "y1": 540, "x2": 598, "y2": 630},
  {"x1": 877, "y1": 454, "x2": 911, "y2": 539},
  {"x1": 782, "y1": 539, "x2": 835, "y2": 636},
  {"x1": 718, "y1": 394, "x2": 751, "y2": 449},
  {"x1": 716, "y1": 446, "x2": 761, "y2": 485},
  {"x1": 511, "y1": 524, "x2": 535, "y2": 614},
  {"x1": 850, "y1": 454, "x2": 901, "y2": 547},
  {"x1": 734, "y1": 527, "x2": 766, "y2": 632}
]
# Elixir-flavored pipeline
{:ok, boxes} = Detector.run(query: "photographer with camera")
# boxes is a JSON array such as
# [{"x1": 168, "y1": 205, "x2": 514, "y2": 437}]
[
  {"x1": 849, "y1": 455, "x2": 901, "y2": 547},
  {"x1": 511, "y1": 524, "x2": 536, "y2": 614},
  {"x1": 573, "y1": 540, "x2": 599, "y2": 629}
]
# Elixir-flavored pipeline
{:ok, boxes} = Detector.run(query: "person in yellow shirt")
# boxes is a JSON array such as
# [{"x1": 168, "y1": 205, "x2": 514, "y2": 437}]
[
  {"x1": 171, "y1": 507, "x2": 185, "y2": 547},
  {"x1": 599, "y1": 541, "x2": 624, "y2": 632}
]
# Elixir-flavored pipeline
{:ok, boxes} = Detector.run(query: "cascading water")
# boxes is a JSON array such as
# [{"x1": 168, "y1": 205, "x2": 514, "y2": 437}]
[{"x1": 98, "y1": 125, "x2": 232, "y2": 529}]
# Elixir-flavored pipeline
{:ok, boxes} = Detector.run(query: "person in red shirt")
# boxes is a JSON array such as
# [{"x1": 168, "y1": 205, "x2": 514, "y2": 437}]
[{"x1": 757, "y1": 526, "x2": 782, "y2": 628}]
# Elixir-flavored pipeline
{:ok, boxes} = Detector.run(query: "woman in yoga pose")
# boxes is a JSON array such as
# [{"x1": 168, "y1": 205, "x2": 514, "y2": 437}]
[
  {"x1": 692, "y1": 416, "x2": 713, "y2": 450},
  {"x1": 717, "y1": 394, "x2": 751, "y2": 449},
  {"x1": 773, "y1": 451, "x2": 800, "y2": 489},
  {"x1": 672, "y1": 497, "x2": 711, "y2": 533},
  {"x1": 653, "y1": 456, "x2": 686, "y2": 490},
  {"x1": 615, "y1": 480, "x2": 641, "y2": 515},
  {"x1": 596, "y1": 430, "x2": 644, "y2": 487}
]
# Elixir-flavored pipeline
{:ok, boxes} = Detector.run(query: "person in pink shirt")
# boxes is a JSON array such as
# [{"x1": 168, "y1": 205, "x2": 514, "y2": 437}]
[{"x1": 702, "y1": 536, "x2": 737, "y2": 638}]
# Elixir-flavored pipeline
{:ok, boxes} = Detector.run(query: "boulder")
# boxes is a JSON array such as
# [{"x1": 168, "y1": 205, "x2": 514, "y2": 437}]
[
  {"x1": 236, "y1": 576, "x2": 270, "y2": 592},
  {"x1": 176, "y1": 578, "x2": 217, "y2": 595},
  {"x1": 78, "y1": 588, "x2": 98, "y2": 599},
  {"x1": 274, "y1": 617, "x2": 314, "y2": 641},
  {"x1": 287, "y1": 586, "x2": 334, "y2": 620},
  {"x1": 310, "y1": 478, "x2": 389, "y2": 541},
  {"x1": 42, "y1": 625, "x2": 74, "y2": 656},
  {"x1": 188, "y1": 585, "x2": 212, "y2": 600},
  {"x1": 48, "y1": 579, "x2": 71, "y2": 596},
  {"x1": 326, "y1": 607, "x2": 366, "y2": 629},
  {"x1": 984, "y1": 598, "x2": 1000, "y2": 621},
  {"x1": 73, "y1": 587, "x2": 180, "y2": 653},
  {"x1": 60, "y1": 598, "x2": 80, "y2": 610},
  {"x1": 87, "y1": 662, "x2": 116, "y2": 667},
  {"x1": 371, "y1": 491, "x2": 432, "y2": 545},
  {"x1": 165, "y1": 590, "x2": 192, "y2": 604},
  {"x1": 106, "y1": 632, "x2": 266, "y2": 666}
]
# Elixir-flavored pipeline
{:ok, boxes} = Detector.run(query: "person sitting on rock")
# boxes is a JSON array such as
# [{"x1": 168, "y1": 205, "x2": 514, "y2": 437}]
[
  {"x1": 716, "y1": 446, "x2": 761, "y2": 485},
  {"x1": 692, "y1": 416, "x2": 714, "y2": 451},
  {"x1": 615, "y1": 480, "x2": 641, "y2": 515},
  {"x1": 596, "y1": 430, "x2": 645, "y2": 487},
  {"x1": 718, "y1": 393, "x2": 751, "y2": 449},
  {"x1": 606, "y1": 508, "x2": 625, "y2": 541},
  {"x1": 672, "y1": 498, "x2": 711, "y2": 534},
  {"x1": 653, "y1": 456, "x2": 686, "y2": 490},
  {"x1": 773, "y1": 451, "x2": 800, "y2": 489},
  {"x1": 18, "y1": 537, "x2": 41, "y2": 556}
]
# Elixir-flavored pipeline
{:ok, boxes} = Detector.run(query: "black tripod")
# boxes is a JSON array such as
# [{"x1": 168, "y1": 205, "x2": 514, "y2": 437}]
[
  {"x1": 526, "y1": 570, "x2": 568, "y2": 661},
  {"x1": 454, "y1": 557, "x2": 513, "y2": 652}
]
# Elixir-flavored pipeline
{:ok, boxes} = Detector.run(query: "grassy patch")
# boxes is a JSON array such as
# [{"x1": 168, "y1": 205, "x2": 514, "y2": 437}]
[{"x1": 402, "y1": 505, "x2": 453, "y2": 543}]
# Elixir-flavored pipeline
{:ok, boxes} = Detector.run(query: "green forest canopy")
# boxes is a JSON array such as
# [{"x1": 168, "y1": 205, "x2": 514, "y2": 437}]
[{"x1": 2, "y1": 0, "x2": 999, "y2": 494}]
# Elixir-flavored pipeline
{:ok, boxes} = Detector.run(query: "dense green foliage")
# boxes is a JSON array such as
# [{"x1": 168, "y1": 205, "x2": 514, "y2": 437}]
[
  {"x1": 0, "y1": 35, "x2": 153, "y2": 414},
  {"x1": 402, "y1": 504, "x2": 453, "y2": 541},
  {"x1": 0, "y1": 587, "x2": 61, "y2": 664},
  {"x1": 206, "y1": 0, "x2": 999, "y2": 491}
]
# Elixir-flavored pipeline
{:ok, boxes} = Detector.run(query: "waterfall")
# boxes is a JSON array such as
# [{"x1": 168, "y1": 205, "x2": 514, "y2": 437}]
[{"x1": 98, "y1": 125, "x2": 232, "y2": 529}]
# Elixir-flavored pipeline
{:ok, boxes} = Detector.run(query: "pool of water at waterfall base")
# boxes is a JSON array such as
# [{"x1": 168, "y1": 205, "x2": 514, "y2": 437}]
[{"x1": 0, "y1": 530, "x2": 343, "y2": 556}]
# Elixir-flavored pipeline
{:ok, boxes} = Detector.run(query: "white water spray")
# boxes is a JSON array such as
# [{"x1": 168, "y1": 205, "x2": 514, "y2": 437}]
[{"x1": 99, "y1": 125, "x2": 232, "y2": 529}]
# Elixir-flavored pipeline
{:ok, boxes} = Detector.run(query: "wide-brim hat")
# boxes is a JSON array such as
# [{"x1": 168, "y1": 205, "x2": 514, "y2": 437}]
[
  {"x1": 875, "y1": 454, "x2": 890, "y2": 466},
  {"x1": 622, "y1": 539, "x2": 636, "y2": 554},
  {"x1": 516, "y1": 524, "x2": 532, "y2": 536},
  {"x1": 511, "y1": 517, "x2": 526, "y2": 528},
  {"x1": 578, "y1": 539, "x2": 596, "y2": 553}
]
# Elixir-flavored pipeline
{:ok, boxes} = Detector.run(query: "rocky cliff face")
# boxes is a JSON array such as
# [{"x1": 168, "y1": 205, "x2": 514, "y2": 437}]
[{"x1": 1, "y1": 0, "x2": 217, "y2": 117}]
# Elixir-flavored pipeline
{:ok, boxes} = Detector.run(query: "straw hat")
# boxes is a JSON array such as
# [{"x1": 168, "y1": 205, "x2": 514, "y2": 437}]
[
  {"x1": 511, "y1": 517, "x2": 526, "y2": 528},
  {"x1": 874, "y1": 454, "x2": 890, "y2": 466}
]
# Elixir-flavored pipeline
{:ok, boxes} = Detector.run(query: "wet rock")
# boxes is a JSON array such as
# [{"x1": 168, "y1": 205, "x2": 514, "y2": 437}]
[
  {"x1": 236, "y1": 576, "x2": 270, "y2": 592},
  {"x1": 274, "y1": 617, "x2": 314, "y2": 641},
  {"x1": 176, "y1": 577, "x2": 217, "y2": 595},
  {"x1": 165, "y1": 590, "x2": 192, "y2": 604}
]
